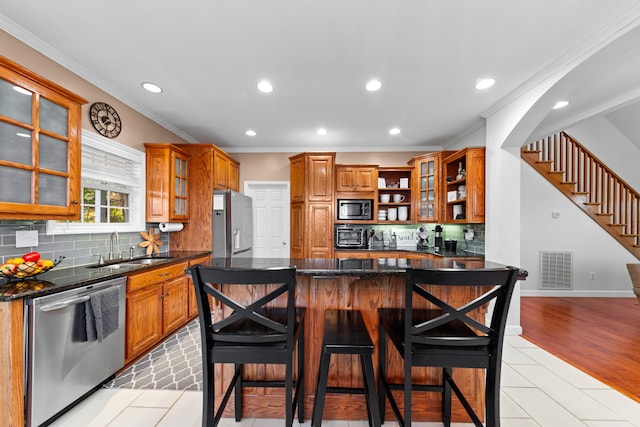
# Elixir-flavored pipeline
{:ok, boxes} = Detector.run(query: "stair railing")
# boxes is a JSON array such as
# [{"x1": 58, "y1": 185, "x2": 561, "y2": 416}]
[{"x1": 524, "y1": 131, "x2": 639, "y2": 246}]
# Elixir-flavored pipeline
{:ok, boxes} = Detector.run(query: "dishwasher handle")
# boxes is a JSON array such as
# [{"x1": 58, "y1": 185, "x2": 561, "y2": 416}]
[{"x1": 39, "y1": 295, "x2": 91, "y2": 312}]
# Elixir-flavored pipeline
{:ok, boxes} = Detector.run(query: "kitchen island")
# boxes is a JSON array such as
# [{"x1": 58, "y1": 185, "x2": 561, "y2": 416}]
[
  {"x1": 0, "y1": 254, "x2": 524, "y2": 425},
  {"x1": 200, "y1": 257, "x2": 526, "y2": 423}
]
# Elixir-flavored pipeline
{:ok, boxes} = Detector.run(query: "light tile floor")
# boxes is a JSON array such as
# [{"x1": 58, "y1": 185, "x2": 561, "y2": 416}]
[{"x1": 49, "y1": 336, "x2": 640, "y2": 427}]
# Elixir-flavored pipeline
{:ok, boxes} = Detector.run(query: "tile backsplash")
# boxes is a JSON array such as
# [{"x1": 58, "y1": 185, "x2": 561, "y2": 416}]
[
  {"x1": 0, "y1": 221, "x2": 169, "y2": 268},
  {"x1": 367, "y1": 223, "x2": 485, "y2": 253}
]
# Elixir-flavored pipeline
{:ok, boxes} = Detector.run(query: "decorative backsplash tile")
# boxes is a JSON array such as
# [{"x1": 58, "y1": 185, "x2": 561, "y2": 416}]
[{"x1": 0, "y1": 221, "x2": 169, "y2": 267}]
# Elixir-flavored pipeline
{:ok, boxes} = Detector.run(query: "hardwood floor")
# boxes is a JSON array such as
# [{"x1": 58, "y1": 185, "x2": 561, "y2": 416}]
[{"x1": 521, "y1": 297, "x2": 640, "y2": 403}]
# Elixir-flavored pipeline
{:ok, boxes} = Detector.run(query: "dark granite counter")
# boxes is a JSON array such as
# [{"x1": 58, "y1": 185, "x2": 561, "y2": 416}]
[
  {"x1": 0, "y1": 251, "x2": 210, "y2": 301},
  {"x1": 2, "y1": 252, "x2": 524, "y2": 302},
  {"x1": 201, "y1": 257, "x2": 525, "y2": 278},
  {"x1": 334, "y1": 246, "x2": 485, "y2": 258}
]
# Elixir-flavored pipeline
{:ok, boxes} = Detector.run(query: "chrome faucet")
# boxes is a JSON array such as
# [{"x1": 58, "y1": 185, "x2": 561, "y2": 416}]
[{"x1": 109, "y1": 231, "x2": 119, "y2": 260}]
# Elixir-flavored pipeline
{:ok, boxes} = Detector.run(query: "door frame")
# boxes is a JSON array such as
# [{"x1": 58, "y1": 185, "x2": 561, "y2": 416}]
[{"x1": 244, "y1": 181, "x2": 290, "y2": 257}]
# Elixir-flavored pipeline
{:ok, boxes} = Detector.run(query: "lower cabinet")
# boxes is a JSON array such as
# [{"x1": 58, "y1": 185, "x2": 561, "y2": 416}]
[
  {"x1": 125, "y1": 261, "x2": 189, "y2": 363},
  {"x1": 187, "y1": 255, "x2": 212, "y2": 318}
]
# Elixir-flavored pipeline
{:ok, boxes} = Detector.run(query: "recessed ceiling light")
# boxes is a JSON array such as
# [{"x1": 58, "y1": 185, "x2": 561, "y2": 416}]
[
  {"x1": 475, "y1": 78, "x2": 495, "y2": 90},
  {"x1": 389, "y1": 128, "x2": 401, "y2": 135},
  {"x1": 245, "y1": 130, "x2": 256, "y2": 136},
  {"x1": 16, "y1": 132, "x2": 30, "y2": 138},
  {"x1": 553, "y1": 100, "x2": 569, "y2": 109},
  {"x1": 316, "y1": 128, "x2": 327, "y2": 136},
  {"x1": 13, "y1": 86, "x2": 31, "y2": 95},
  {"x1": 257, "y1": 80, "x2": 274, "y2": 93},
  {"x1": 142, "y1": 82, "x2": 163, "y2": 93},
  {"x1": 365, "y1": 79, "x2": 382, "y2": 92}
]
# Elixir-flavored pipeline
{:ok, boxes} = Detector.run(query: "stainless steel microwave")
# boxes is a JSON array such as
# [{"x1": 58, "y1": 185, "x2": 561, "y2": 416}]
[{"x1": 337, "y1": 199, "x2": 373, "y2": 220}]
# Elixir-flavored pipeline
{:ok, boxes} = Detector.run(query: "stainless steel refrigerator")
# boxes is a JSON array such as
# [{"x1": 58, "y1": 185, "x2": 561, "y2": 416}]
[{"x1": 213, "y1": 190, "x2": 253, "y2": 258}]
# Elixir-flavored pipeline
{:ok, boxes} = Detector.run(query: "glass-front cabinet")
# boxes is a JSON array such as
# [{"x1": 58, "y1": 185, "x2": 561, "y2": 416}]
[
  {"x1": 145, "y1": 143, "x2": 190, "y2": 223},
  {"x1": 0, "y1": 55, "x2": 87, "y2": 219},
  {"x1": 409, "y1": 152, "x2": 451, "y2": 222}
]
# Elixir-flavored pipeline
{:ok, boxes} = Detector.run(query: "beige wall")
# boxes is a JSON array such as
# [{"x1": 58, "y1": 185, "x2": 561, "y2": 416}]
[
  {"x1": 233, "y1": 151, "x2": 428, "y2": 190},
  {"x1": 1, "y1": 30, "x2": 189, "y2": 152}
]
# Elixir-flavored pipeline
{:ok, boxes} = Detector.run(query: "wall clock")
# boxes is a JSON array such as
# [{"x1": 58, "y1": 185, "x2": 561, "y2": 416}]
[{"x1": 89, "y1": 102, "x2": 122, "y2": 138}]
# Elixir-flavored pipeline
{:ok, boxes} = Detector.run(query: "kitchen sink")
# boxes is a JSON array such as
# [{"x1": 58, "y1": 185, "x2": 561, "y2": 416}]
[{"x1": 87, "y1": 256, "x2": 173, "y2": 269}]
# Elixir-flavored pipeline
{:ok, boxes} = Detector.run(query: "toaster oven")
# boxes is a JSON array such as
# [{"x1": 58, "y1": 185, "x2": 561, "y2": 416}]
[{"x1": 335, "y1": 225, "x2": 368, "y2": 248}]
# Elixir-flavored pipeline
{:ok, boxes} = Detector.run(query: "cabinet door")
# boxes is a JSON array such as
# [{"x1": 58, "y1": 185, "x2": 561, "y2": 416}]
[
  {"x1": 307, "y1": 203, "x2": 333, "y2": 258},
  {"x1": 290, "y1": 202, "x2": 305, "y2": 258},
  {"x1": 414, "y1": 155, "x2": 439, "y2": 222},
  {"x1": 0, "y1": 59, "x2": 85, "y2": 219},
  {"x1": 187, "y1": 255, "x2": 211, "y2": 318},
  {"x1": 308, "y1": 155, "x2": 334, "y2": 202},
  {"x1": 126, "y1": 285, "x2": 164, "y2": 361},
  {"x1": 290, "y1": 156, "x2": 306, "y2": 202},
  {"x1": 355, "y1": 167, "x2": 377, "y2": 191},
  {"x1": 163, "y1": 276, "x2": 189, "y2": 334},
  {"x1": 335, "y1": 166, "x2": 356, "y2": 192},
  {"x1": 213, "y1": 150, "x2": 229, "y2": 190},
  {"x1": 228, "y1": 160, "x2": 240, "y2": 191},
  {"x1": 171, "y1": 150, "x2": 189, "y2": 220}
]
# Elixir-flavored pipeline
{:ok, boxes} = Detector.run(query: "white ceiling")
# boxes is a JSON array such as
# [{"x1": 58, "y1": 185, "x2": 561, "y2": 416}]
[{"x1": 2, "y1": 0, "x2": 640, "y2": 152}]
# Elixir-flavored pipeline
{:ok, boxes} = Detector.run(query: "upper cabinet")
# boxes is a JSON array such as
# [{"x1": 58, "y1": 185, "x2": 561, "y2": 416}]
[
  {"x1": 145, "y1": 143, "x2": 189, "y2": 223},
  {"x1": 0, "y1": 55, "x2": 87, "y2": 219},
  {"x1": 409, "y1": 152, "x2": 452, "y2": 223},
  {"x1": 213, "y1": 149, "x2": 240, "y2": 192},
  {"x1": 168, "y1": 144, "x2": 240, "y2": 252},
  {"x1": 442, "y1": 147, "x2": 485, "y2": 223},
  {"x1": 335, "y1": 165, "x2": 377, "y2": 193},
  {"x1": 291, "y1": 153, "x2": 335, "y2": 203}
]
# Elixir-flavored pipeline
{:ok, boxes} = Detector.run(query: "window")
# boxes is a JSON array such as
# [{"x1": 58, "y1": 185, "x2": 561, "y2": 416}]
[{"x1": 46, "y1": 130, "x2": 145, "y2": 234}]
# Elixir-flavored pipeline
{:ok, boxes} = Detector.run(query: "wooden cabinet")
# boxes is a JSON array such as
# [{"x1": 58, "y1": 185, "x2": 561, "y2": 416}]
[
  {"x1": 125, "y1": 261, "x2": 189, "y2": 362},
  {"x1": 335, "y1": 165, "x2": 377, "y2": 193},
  {"x1": 187, "y1": 254, "x2": 211, "y2": 318},
  {"x1": 228, "y1": 159, "x2": 240, "y2": 192},
  {"x1": 409, "y1": 152, "x2": 452, "y2": 223},
  {"x1": 212, "y1": 149, "x2": 239, "y2": 191},
  {"x1": 442, "y1": 147, "x2": 485, "y2": 223},
  {"x1": 0, "y1": 55, "x2": 87, "y2": 219},
  {"x1": 377, "y1": 166, "x2": 413, "y2": 223},
  {"x1": 144, "y1": 144, "x2": 189, "y2": 223},
  {"x1": 169, "y1": 144, "x2": 240, "y2": 252},
  {"x1": 289, "y1": 152, "x2": 335, "y2": 258}
]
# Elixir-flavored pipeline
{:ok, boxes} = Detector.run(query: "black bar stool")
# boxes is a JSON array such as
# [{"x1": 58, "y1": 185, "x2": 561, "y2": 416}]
[{"x1": 312, "y1": 309, "x2": 380, "y2": 427}]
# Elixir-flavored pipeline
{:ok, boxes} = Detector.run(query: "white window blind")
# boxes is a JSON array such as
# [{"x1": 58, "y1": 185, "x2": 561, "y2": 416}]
[{"x1": 81, "y1": 133, "x2": 142, "y2": 187}]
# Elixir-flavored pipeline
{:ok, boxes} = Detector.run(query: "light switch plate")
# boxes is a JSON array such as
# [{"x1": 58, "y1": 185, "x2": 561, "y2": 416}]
[{"x1": 16, "y1": 230, "x2": 38, "y2": 248}]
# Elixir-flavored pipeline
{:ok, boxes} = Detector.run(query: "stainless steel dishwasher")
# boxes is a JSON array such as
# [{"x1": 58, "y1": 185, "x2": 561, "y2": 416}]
[{"x1": 25, "y1": 276, "x2": 126, "y2": 427}]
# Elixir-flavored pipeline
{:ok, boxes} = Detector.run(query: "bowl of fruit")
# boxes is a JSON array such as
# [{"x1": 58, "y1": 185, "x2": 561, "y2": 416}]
[{"x1": 0, "y1": 252, "x2": 64, "y2": 281}]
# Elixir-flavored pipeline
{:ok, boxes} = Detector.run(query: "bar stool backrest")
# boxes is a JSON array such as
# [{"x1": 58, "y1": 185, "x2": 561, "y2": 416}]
[
  {"x1": 190, "y1": 265, "x2": 298, "y2": 345},
  {"x1": 405, "y1": 267, "x2": 519, "y2": 349}
]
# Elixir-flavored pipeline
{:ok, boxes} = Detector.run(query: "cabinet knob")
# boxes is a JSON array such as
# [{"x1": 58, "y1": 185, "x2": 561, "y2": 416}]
[{"x1": 72, "y1": 200, "x2": 79, "y2": 205}]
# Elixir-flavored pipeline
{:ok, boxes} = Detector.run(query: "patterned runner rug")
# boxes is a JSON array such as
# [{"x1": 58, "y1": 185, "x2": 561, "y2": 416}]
[{"x1": 105, "y1": 319, "x2": 203, "y2": 391}]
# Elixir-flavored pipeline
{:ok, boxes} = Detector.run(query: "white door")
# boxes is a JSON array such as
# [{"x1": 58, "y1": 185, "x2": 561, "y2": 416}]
[{"x1": 244, "y1": 182, "x2": 290, "y2": 258}]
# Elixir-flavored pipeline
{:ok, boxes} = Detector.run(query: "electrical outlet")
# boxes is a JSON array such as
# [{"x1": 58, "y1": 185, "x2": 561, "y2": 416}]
[
  {"x1": 590, "y1": 272, "x2": 596, "y2": 280},
  {"x1": 16, "y1": 230, "x2": 38, "y2": 248}
]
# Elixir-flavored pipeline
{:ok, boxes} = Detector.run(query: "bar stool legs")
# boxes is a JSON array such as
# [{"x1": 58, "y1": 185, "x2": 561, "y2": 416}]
[{"x1": 311, "y1": 310, "x2": 380, "y2": 427}]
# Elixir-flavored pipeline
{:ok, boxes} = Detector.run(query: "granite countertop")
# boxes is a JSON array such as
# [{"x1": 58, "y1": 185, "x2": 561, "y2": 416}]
[
  {"x1": 201, "y1": 257, "x2": 526, "y2": 278},
  {"x1": 2, "y1": 251, "x2": 525, "y2": 302},
  {"x1": 334, "y1": 246, "x2": 485, "y2": 258},
  {"x1": 0, "y1": 251, "x2": 211, "y2": 301}
]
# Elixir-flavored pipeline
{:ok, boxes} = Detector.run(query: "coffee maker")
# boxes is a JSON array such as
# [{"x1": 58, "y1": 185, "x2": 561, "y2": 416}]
[{"x1": 434, "y1": 225, "x2": 443, "y2": 250}]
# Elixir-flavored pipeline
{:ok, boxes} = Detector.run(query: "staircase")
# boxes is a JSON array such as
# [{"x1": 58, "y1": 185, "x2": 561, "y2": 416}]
[{"x1": 521, "y1": 131, "x2": 640, "y2": 259}]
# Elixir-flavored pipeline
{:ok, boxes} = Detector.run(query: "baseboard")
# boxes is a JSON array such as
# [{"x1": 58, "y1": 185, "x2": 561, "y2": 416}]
[
  {"x1": 506, "y1": 324, "x2": 523, "y2": 336},
  {"x1": 521, "y1": 290, "x2": 636, "y2": 297}
]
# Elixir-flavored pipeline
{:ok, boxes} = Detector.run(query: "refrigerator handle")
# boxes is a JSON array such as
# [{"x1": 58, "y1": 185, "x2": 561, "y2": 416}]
[{"x1": 234, "y1": 228, "x2": 240, "y2": 250}]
